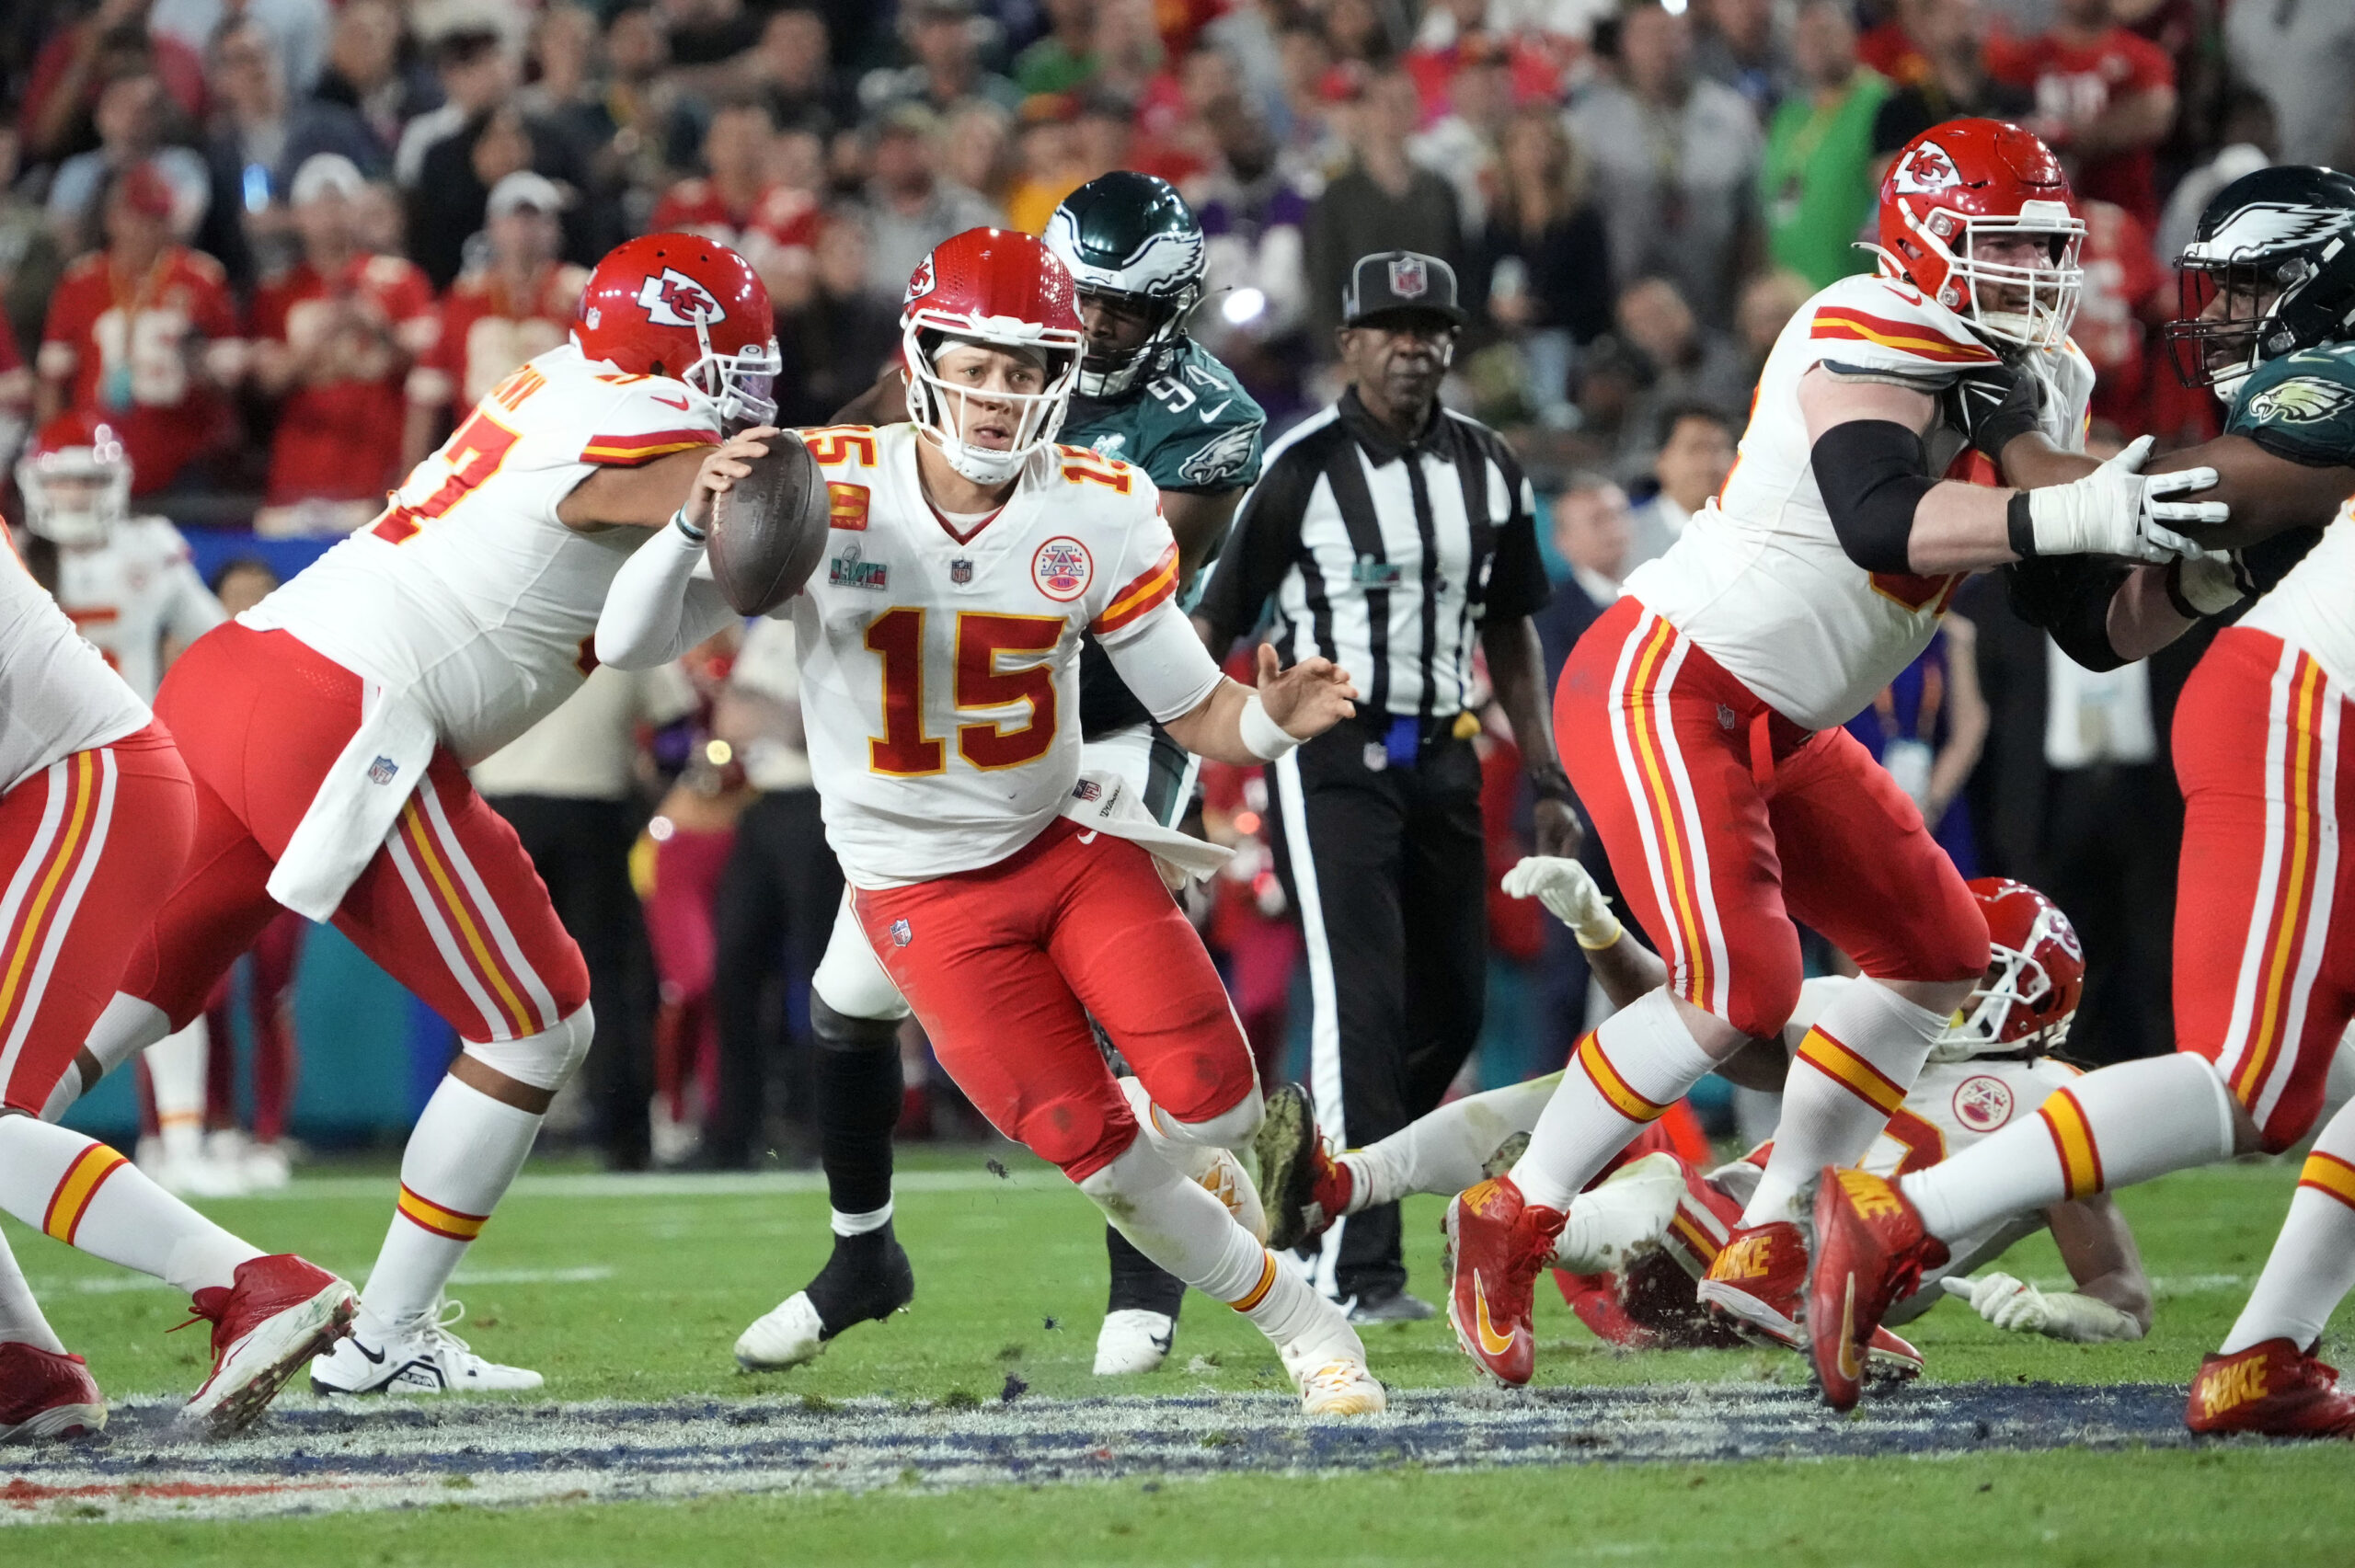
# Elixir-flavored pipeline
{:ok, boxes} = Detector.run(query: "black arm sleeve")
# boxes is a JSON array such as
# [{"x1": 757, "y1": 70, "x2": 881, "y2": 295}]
[
  {"x1": 2004, "y1": 555, "x2": 2135, "y2": 673},
  {"x1": 1811, "y1": 419, "x2": 1942, "y2": 576},
  {"x1": 1191, "y1": 445, "x2": 1315, "y2": 650}
]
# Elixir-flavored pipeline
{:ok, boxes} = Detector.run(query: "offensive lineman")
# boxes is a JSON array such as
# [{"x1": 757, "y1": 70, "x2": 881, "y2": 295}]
[
  {"x1": 43, "y1": 233, "x2": 784, "y2": 1398},
  {"x1": 732, "y1": 175, "x2": 1269, "y2": 1378},
  {"x1": 1444, "y1": 119, "x2": 2227, "y2": 1387},
  {"x1": 1807, "y1": 165, "x2": 2355, "y2": 1431},
  {"x1": 595, "y1": 226, "x2": 1386, "y2": 1415}
]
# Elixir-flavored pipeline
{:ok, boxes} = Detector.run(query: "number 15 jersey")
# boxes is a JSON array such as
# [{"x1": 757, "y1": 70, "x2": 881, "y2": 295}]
[{"x1": 787, "y1": 422, "x2": 1223, "y2": 888}]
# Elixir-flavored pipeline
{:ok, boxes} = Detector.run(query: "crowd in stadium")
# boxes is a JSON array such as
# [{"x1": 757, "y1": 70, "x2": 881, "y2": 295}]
[{"x1": 1, "y1": 0, "x2": 2349, "y2": 1175}]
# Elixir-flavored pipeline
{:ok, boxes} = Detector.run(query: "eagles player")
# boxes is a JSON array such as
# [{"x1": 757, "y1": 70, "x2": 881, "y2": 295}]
[
  {"x1": 733, "y1": 177, "x2": 1269, "y2": 1378},
  {"x1": 1806, "y1": 166, "x2": 2355, "y2": 1429}
]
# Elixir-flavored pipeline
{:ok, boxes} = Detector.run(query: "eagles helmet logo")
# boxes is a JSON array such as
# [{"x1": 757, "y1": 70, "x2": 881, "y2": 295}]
[
  {"x1": 2244, "y1": 375, "x2": 2355, "y2": 425},
  {"x1": 636, "y1": 269, "x2": 725, "y2": 327}
]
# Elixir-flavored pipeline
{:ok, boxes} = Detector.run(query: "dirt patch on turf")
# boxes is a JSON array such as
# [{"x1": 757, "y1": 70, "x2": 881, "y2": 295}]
[{"x1": 1, "y1": 1383, "x2": 2195, "y2": 1525}]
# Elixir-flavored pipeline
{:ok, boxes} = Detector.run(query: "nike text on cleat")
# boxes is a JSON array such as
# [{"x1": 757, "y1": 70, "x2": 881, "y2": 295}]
[
  {"x1": 1199, "y1": 1149, "x2": 1267, "y2": 1243},
  {"x1": 0, "y1": 1344, "x2": 107, "y2": 1443},
  {"x1": 1805, "y1": 1166, "x2": 1947, "y2": 1412},
  {"x1": 181, "y1": 1254, "x2": 357, "y2": 1436},
  {"x1": 736, "y1": 1224, "x2": 915, "y2": 1371},
  {"x1": 1293, "y1": 1356, "x2": 1386, "y2": 1416},
  {"x1": 1695, "y1": 1219, "x2": 1809, "y2": 1350},
  {"x1": 2187, "y1": 1340, "x2": 2355, "y2": 1438},
  {"x1": 1093, "y1": 1309, "x2": 1177, "y2": 1375},
  {"x1": 309, "y1": 1298, "x2": 542, "y2": 1396},
  {"x1": 1254, "y1": 1082, "x2": 1346, "y2": 1252},
  {"x1": 1443, "y1": 1176, "x2": 1564, "y2": 1387}
]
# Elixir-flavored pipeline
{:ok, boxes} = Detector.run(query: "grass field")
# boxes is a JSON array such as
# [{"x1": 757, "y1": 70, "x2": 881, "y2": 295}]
[{"x1": 6, "y1": 1142, "x2": 2354, "y2": 1564}]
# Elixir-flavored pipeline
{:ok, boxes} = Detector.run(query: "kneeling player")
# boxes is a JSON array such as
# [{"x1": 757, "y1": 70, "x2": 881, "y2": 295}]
[{"x1": 598, "y1": 227, "x2": 1384, "y2": 1414}]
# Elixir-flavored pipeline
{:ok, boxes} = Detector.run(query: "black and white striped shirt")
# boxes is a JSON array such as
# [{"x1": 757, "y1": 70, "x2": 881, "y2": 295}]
[{"x1": 1195, "y1": 388, "x2": 1550, "y2": 723}]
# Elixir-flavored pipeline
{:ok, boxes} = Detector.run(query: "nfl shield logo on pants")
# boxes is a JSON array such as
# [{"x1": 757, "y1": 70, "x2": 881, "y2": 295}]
[
  {"x1": 890, "y1": 918, "x2": 913, "y2": 947},
  {"x1": 1388, "y1": 254, "x2": 1428, "y2": 299}
]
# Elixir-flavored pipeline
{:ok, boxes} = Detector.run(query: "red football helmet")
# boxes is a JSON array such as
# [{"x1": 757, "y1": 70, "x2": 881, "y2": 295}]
[
  {"x1": 573, "y1": 233, "x2": 780, "y2": 425},
  {"x1": 1878, "y1": 119, "x2": 2085, "y2": 352},
  {"x1": 1930, "y1": 877, "x2": 2085, "y2": 1061},
  {"x1": 15, "y1": 411, "x2": 132, "y2": 547},
  {"x1": 900, "y1": 226, "x2": 1085, "y2": 484}
]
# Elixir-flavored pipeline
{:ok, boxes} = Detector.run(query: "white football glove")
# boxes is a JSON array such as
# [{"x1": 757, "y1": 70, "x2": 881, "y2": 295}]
[
  {"x1": 1501, "y1": 855, "x2": 1623, "y2": 949},
  {"x1": 2027, "y1": 435, "x2": 2228, "y2": 563},
  {"x1": 1938, "y1": 1273, "x2": 2143, "y2": 1343}
]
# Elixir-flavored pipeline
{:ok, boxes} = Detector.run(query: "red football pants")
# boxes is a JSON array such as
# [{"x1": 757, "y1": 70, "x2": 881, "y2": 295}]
[
  {"x1": 129, "y1": 624, "x2": 588, "y2": 1045},
  {"x1": 2175, "y1": 626, "x2": 2355, "y2": 1150},
  {"x1": 852, "y1": 816, "x2": 1257, "y2": 1181},
  {"x1": 1558, "y1": 597, "x2": 1988, "y2": 1038},
  {"x1": 0, "y1": 726, "x2": 194, "y2": 1112}
]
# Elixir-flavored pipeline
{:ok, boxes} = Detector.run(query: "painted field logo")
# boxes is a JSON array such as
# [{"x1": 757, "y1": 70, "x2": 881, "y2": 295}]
[
  {"x1": 1952, "y1": 1073, "x2": 2016, "y2": 1133},
  {"x1": 1033, "y1": 536, "x2": 1092, "y2": 601},
  {"x1": 829, "y1": 544, "x2": 888, "y2": 590}
]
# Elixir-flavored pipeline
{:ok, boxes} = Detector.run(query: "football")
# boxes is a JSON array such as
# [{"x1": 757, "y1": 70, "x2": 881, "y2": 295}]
[{"x1": 707, "y1": 429, "x2": 830, "y2": 616}]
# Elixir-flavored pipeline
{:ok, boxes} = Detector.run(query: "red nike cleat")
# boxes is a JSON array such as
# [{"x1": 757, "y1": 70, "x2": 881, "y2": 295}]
[
  {"x1": 1695, "y1": 1219, "x2": 1809, "y2": 1349},
  {"x1": 1444, "y1": 1176, "x2": 1564, "y2": 1386},
  {"x1": 1256, "y1": 1082, "x2": 1352, "y2": 1252},
  {"x1": 180, "y1": 1253, "x2": 357, "y2": 1436},
  {"x1": 1807, "y1": 1167, "x2": 1947, "y2": 1411},
  {"x1": 2187, "y1": 1340, "x2": 2355, "y2": 1438},
  {"x1": 0, "y1": 1343, "x2": 106, "y2": 1443}
]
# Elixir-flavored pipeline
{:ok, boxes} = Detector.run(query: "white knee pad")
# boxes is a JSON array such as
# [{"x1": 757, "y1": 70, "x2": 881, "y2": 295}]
[
  {"x1": 462, "y1": 1004, "x2": 594, "y2": 1093},
  {"x1": 812, "y1": 890, "x2": 912, "y2": 1022}
]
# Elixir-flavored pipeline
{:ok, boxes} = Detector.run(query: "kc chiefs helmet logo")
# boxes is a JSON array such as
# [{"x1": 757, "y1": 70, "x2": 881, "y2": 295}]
[
  {"x1": 1893, "y1": 142, "x2": 1960, "y2": 195},
  {"x1": 637, "y1": 268, "x2": 726, "y2": 327}
]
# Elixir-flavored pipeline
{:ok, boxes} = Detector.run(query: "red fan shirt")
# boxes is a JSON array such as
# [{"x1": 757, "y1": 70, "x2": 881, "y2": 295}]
[
  {"x1": 249, "y1": 253, "x2": 438, "y2": 506},
  {"x1": 1984, "y1": 27, "x2": 2174, "y2": 229},
  {"x1": 409, "y1": 261, "x2": 590, "y2": 418},
  {"x1": 38, "y1": 246, "x2": 240, "y2": 495}
]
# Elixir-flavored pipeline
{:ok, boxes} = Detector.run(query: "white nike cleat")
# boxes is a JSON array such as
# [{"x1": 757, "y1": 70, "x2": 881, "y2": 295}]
[
  {"x1": 1093, "y1": 1308, "x2": 1177, "y2": 1375},
  {"x1": 734, "y1": 1292, "x2": 827, "y2": 1371},
  {"x1": 1548, "y1": 1151, "x2": 1686, "y2": 1275},
  {"x1": 1291, "y1": 1355, "x2": 1386, "y2": 1416},
  {"x1": 309, "y1": 1299, "x2": 543, "y2": 1396}
]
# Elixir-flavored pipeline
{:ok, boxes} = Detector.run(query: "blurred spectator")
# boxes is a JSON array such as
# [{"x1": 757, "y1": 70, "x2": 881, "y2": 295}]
[
  {"x1": 21, "y1": 0, "x2": 207, "y2": 166},
  {"x1": 154, "y1": 0, "x2": 329, "y2": 99},
  {"x1": 860, "y1": 0, "x2": 1021, "y2": 119},
  {"x1": 1272, "y1": 21, "x2": 1345, "y2": 168},
  {"x1": 1598, "y1": 276, "x2": 1748, "y2": 478},
  {"x1": 37, "y1": 161, "x2": 242, "y2": 496},
  {"x1": 650, "y1": 94, "x2": 820, "y2": 268},
  {"x1": 1407, "y1": 32, "x2": 1513, "y2": 236},
  {"x1": 661, "y1": 0, "x2": 764, "y2": 69},
  {"x1": 2156, "y1": 90, "x2": 2275, "y2": 269},
  {"x1": 1322, "y1": 0, "x2": 1397, "y2": 67},
  {"x1": 393, "y1": 26, "x2": 513, "y2": 189},
  {"x1": 248, "y1": 154, "x2": 435, "y2": 535},
  {"x1": 1869, "y1": 0, "x2": 2034, "y2": 168},
  {"x1": 0, "y1": 312, "x2": 29, "y2": 464},
  {"x1": 1304, "y1": 68, "x2": 1465, "y2": 340},
  {"x1": 1005, "y1": 93, "x2": 1086, "y2": 235},
  {"x1": 1846, "y1": 619, "x2": 1991, "y2": 876},
  {"x1": 858, "y1": 103, "x2": 1005, "y2": 299},
  {"x1": 405, "y1": 171, "x2": 586, "y2": 470},
  {"x1": 1985, "y1": 0, "x2": 2177, "y2": 229},
  {"x1": 2074, "y1": 198, "x2": 2167, "y2": 436},
  {"x1": 2, "y1": 127, "x2": 71, "y2": 367},
  {"x1": 1016, "y1": 0, "x2": 1099, "y2": 97},
  {"x1": 409, "y1": 96, "x2": 606, "y2": 291},
  {"x1": 202, "y1": 14, "x2": 385, "y2": 286},
  {"x1": 1626, "y1": 398, "x2": 1735, "y2": 567},
  {"x1": 1733, "y1": 265, "x2": 1810, "y2": 385},
  {"x1": 1569, "y1": 0, "x2": 1762, "y2": 328},
  {"x1": 1191, "y1": 97, "x2": 1315, "y2": 386},
  {"x1": 549, "y1": 5, "x2": 703, "y2": 237},
  {"x1": 776, "y1": 214, "x2": 901, "y2": 424},
  {"x1": 1759, "y1": 0, "x2": 1889, "y2": 289},
  {"x1": 2224, "y1": 0, "x2": 2355, "y2": 168},
  {"x1": 313, "y1": 0, "x2": 441, "y2": 163},
  {"x1": 1693, "y1": 0, "x2": 1792, "y2": 119},
  {"x1": 46, "y1": 68, "x2": 210, "y2": 246},
  {"x1": 1467, "y1": 104, "x2": 1611, "y2": 424},
  {"x1": 1545, "y1": 470, "x2": 1633, "y2": 634},
  {"x1": 744, "y1": 7, "x2": 856, "y2": 137},
  {"x1": 937, "y1": 97, "x2": 1016, "y2": 209}
]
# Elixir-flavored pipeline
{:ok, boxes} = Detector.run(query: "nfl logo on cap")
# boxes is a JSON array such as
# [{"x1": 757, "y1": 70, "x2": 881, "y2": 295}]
[{"x1": 1388, "y1": 255, "x2": 1427, "y2": 299}]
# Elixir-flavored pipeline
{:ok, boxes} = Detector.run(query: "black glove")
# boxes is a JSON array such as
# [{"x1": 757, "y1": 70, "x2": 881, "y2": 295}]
[{"x1": 1945, "y1": 363, "x2": 2045, "y2": 464}]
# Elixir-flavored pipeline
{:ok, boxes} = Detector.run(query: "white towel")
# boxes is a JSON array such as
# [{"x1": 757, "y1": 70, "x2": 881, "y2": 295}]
[
  {"x1": 1058, "y1": 770, "x2": 1232, "y2": 889},
  {"x1": 266, "y1": 681, "x2": 440, "y2": 921}
]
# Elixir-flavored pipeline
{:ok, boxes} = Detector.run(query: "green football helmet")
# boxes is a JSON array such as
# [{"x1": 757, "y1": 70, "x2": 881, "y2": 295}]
[{"x1": 1044, "y1": 171, "x2": 1206, "y2": 398}]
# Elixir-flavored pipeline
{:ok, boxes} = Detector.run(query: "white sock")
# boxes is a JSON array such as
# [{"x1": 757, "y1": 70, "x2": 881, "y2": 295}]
[
  {"x1": 1345, "y1": 1073, "x2": 1561, "y2": 1211},
  {"x1": 361, "y1": 1071, "x2": 542, "y2": 1323},
  {"x1": 42, "y1": 992, "x2": 170, "y2": 1120},
  {"x1": 145, "y1": 1019, "x2": 211, "y2": 1163},
  {"x1": 0, "y1": 1117, "x2": 258, "y2": 1294},
  {"x1": 1741, "y1": 981, "x2": 1948, "y2": 1227},
  {"x1": 1509, "y1": 990, "x2": 1718, "y2": 1212},
  {"x1": 0, "y1": 1228, "x2": 64, "y2": 1353},
  {"x1": 2222, "y1": 1103, "x2": 2355, "y2": 1355},
  {"x1": 1901, "y1": 1052, "x2": 2236, "y2": 1244},
  {"x1": 830, "y1": 1202, "x2": 894, "y2": 1238}
]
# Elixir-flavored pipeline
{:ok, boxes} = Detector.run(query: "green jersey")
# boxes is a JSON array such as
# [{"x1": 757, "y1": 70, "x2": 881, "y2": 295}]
[
  {"x1": 1065, "y1": 337, "x2": 1265, "y2": 498},
  {"x1": 2224, "y1": 342, "x2": 2355, "y2": 466}
]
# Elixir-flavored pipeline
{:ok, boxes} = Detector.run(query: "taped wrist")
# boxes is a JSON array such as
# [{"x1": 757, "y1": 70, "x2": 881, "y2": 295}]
[{"x1": 1810, "y1": 420, "x2": 1936, "y2": 575}]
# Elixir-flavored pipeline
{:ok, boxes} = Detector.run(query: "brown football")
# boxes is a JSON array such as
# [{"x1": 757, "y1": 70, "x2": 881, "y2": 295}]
[{"x1": 707, "y1": 430, "x2": 830, "y2": 616}]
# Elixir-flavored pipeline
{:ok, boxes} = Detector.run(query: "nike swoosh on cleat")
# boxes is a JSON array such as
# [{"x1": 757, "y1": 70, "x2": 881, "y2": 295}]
[
  {"x1": 1472, "y1": 1273, "x2": 1516, "y2": 1356},
  {"x1": 1835, "y1": 1277, "x2": 1863, "y2": 1382},
  {"x1": 352, "y1": 1339, "x2": 387, "y2": 1365}
]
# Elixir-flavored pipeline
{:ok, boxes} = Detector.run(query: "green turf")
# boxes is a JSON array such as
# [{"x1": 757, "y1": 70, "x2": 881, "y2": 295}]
[{"x1": 6, "y1": 1146, "x2": 2352, "y2": 1562}]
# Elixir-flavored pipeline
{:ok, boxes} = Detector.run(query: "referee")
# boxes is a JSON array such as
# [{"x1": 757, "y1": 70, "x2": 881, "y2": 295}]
[{"x1": 1193, "y1": 249, "x2": 1581, "y2": 1317}]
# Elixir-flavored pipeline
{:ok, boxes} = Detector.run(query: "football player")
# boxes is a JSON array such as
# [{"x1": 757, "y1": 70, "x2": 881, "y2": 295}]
[
  {"x1": 597, "y1": 226, "x2": 1387, "y2": 1415},
  {"x1": 14, "y1": 413, "x2": 236, "y2": 1199},
  {"x1": 0, "y1": 519, "x2": 354, "y2": 1442},
  {"x1": 1445, "y1": 118, "x2": 2223, "y2": 1389},
  {"x1": 730, "y1": 175, "x2": 1269, "y2": 1379},
  {"x1": 43, "y1": 233, "x2": 782, "y2": 1399},
  {"x1": 1804, "y1": 165, "x2": 2355, "y2": 1430}
]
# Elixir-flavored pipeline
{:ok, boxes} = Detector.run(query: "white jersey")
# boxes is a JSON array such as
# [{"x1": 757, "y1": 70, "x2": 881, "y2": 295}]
[
  {"x1": 1626, "y1": 273, "x2": 2095, "y2": 730},
  {"x1": 242, "y1": 342, "x2": 722, "y2": 763},
  {"x1": 787, "y1": 423, "x2": 1222, "y2": 888},
  {"x1": 2241, "y1": 495, "x2": 2355, "y2": 691},
  {"x1": 36, "y1": 516, "x2": 225, "y2": 701},
  {"x1": 0, "y1": 535, "x2": 151, "y2": 795}
]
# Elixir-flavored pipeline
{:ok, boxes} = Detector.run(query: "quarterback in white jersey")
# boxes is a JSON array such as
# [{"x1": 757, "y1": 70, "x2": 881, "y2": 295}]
[
  {"x1": 1447, "y1": 117, "x2": 2227, "y2": 1391},
  {"x1": 598, "y1": 226, "x2": 1385, "y2": 1415},
  {"x1": 50, "y1": 235, "x2": 787, "y2": 1402}
]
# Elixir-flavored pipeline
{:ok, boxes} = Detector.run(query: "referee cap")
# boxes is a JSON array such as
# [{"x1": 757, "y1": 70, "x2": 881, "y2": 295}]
[{"x1": 1343, "y1": 249, "x2": 1466, "y2": 328}]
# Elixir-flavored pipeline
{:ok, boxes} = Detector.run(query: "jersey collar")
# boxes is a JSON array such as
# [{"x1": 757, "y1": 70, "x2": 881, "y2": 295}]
[{"x1": 1338, "y1": 385, "x2": 1454, "y2": 466}]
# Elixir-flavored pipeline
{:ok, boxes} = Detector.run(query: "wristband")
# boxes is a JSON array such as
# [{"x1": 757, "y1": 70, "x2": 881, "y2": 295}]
[
  {"x1": 1238, "y1": 692, "x2": 1300, "y2": 761},
  {"x1": 1572, "y1": 912, "x2": 1624, "y2": 952},
  {"x1": 2005, "y1": 490, "x2": 2037, "y2": 559},
  {"x1": 672, "y1": 507, "x2": 707, "y2": 544}
]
